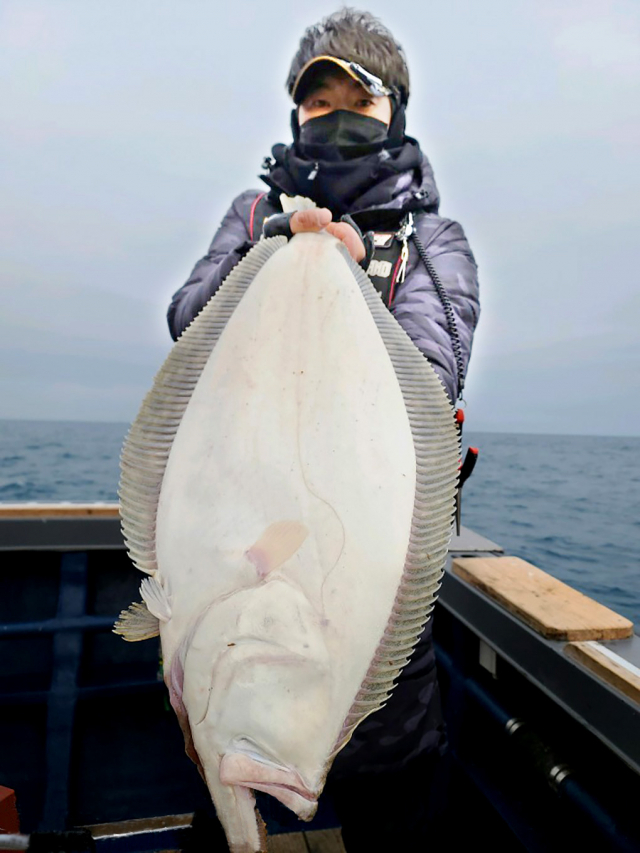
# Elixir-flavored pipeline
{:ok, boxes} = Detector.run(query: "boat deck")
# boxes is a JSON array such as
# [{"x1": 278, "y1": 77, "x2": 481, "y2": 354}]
[
  {"x1": 268, "y1": 829, "x2": 345, "y2": 852},
  {"x1": 1, "y1": 504, "x2": 638, "y2": 851}
]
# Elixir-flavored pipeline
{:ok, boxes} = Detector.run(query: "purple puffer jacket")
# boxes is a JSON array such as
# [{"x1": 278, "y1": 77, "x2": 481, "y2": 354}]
[
  {"x1": 167, "y1": 145, "x2": 479, "y2": 776},
  {"x1": 168, "y1": 147, "x2": 479, "y2": 404}
]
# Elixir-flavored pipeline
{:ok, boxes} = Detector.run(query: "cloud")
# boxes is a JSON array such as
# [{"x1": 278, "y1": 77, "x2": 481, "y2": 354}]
[
  {"x1": 466, "y1": 331, "x2": 640, "y2": 435},
  {"x1": 545, "y1": 1, "x2": 640, "y2": 75},
  {"x1": 0, "y1": 0, "x2": 638, "y2": 433}
]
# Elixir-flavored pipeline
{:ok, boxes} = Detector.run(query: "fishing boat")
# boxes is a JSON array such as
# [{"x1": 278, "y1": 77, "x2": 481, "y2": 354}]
[{"x1": 1, "y1": 503, "x2": 638, "y2": 852}]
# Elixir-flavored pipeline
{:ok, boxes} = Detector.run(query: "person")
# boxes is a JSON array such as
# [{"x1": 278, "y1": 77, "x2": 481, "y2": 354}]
[{"x1": 170, "y1": 8, "x2": 480, "y2": 851}]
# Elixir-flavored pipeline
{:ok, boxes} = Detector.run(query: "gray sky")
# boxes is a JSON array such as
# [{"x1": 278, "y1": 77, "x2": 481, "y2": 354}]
[{"x1": 1, "y1": 0, "x2": 638, "y2": 434}]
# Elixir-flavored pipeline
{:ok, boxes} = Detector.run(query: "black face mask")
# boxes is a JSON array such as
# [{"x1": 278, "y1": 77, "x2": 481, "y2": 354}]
[
  {"x1": 295, "y1": 110, "x2": 389, "y2": 161},
  {"x1": 260, "y1": 104, "x2": 416, "y2": 216}
]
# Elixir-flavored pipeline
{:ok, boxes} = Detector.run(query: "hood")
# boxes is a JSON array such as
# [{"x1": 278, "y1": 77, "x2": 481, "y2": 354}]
[{"x1": 260, "y1": 137, "x2": 440, "y2": 227}]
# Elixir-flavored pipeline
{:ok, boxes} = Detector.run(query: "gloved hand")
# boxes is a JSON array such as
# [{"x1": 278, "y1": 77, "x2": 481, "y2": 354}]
[{"x1": 263, "y1": 208, "x2": 373, "y2": 270}]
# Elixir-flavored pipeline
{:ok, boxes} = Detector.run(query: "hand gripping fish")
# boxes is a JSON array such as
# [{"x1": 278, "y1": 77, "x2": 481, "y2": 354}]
[{"x1": 115, "y1": 214, "x2": 459, "y2": 852}]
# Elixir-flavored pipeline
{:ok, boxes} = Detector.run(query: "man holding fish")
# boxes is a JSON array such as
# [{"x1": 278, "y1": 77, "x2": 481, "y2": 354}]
[{"x1": 165, "y1": 8, "x2": 480, "y2": 851}]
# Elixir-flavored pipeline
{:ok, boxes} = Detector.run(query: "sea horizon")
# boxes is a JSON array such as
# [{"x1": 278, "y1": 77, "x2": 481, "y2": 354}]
[
  {"x1": 0, "y1": 419, "x2": 638, "y2": 626},
  {"x1": 1, "y1": 416, "x2": 638, "y2": 441}
]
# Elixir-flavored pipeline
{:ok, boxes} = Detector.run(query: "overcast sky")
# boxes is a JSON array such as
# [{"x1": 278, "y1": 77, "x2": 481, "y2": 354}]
[{"x1": 1, "y1": 0, "x2": 638, "y2": 434}]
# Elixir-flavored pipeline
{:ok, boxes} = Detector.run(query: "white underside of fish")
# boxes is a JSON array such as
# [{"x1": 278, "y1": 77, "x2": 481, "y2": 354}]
[{"x1": 116, "y1": 230, "x2": 459, "y2": 852}]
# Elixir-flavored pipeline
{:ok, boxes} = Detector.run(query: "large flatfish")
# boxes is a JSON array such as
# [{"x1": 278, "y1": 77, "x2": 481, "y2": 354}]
[{"x1": 115, "y1": 224, "x2": 459, "y2": 852}]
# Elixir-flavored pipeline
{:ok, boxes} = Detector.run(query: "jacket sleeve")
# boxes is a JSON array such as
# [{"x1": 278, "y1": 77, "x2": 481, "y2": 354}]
[
  {"x1": 167, "y1": 190, "x2": 262, "y2": 341},
  {"x1": 391, "y1": 216, "x2": 480, "y2": 403}
]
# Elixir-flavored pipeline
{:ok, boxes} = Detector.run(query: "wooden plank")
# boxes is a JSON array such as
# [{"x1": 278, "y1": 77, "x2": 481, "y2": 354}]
[
  {"x1": 85, "y1": 813, "x2": 193, "y2": 837},
  {"x1": 565, "y1": 641, "x2": 640, "y2": 705},
  {"x1": 267, "y1": 832, "x2": 309, "y2": 853},
  {"x1": 305, "y1": 827, "x2": 346, "y2": 852},
  {"x1": 0, "y1": 503, "x2": 119, "y2": 519},
  {"x1": 452, "y1": 556, "x2": 633, "y2": 641}
]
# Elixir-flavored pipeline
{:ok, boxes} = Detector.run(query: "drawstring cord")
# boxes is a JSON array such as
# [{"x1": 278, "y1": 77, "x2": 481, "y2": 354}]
[{"x1": 401, "y1": 212, "x2": 466, "y2": 401}]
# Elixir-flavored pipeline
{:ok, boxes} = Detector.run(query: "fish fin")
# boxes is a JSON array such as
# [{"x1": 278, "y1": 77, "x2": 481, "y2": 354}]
[
  {"x1": 140, "y1": 576, "x2": 172, "y2": 622},
  {"x1": 328, "y1": 242, "x2": 460, "y2": 757},
  {"x1": 113, "y1": 601, "x2": 160, "y2": 642},
  {"x1": 279, "y1": 194, "x2": 316, "y2": 213},
  {"x1": 245, "y1": 520, "x2": 308, "y2": 578},
  {"x1": 118, "y1": 234, "x2": 287, "y2": 577}
]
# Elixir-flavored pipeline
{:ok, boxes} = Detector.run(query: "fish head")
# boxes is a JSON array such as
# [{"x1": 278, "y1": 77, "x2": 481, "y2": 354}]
[{"x1": 173, "y1": 579, "x2": 335, "y2": 823}]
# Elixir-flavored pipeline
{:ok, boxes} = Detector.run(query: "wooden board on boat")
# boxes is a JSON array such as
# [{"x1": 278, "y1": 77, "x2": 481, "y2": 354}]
[
  {"x1": 86, "y1": 814, "x2": 345, "y2": 852},
  {"x1": 565, "y1": 641, "x2": 640, "y2": 705},
  {"x1": 0, "y1": 503, "x2": 119, "y2": 519},
  {"x1": 452, "y1": 556, "x2": 634, "y2": 641},
  {"x1": 268, "y1": 828, "x2": 346, "y2": 853},
  {"x1": 86, "y1": 813, "x2": 193, "y2": 837}
]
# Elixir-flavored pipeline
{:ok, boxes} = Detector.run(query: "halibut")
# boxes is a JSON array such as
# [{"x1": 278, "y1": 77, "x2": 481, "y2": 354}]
[{"x1": 115, "y1": 228, "x2": 459, "y2": 852}]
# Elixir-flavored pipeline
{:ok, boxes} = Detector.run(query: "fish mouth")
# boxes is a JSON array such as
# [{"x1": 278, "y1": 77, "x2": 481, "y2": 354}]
[{"x1": 219, "y1": 752, "x2": 318, "y2": 821}]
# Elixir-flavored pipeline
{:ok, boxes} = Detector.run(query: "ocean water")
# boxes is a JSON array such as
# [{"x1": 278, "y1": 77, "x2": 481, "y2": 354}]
[
  {"x1": 1, "y1": 420, "x2": 638, "y2": 626},
  {"x1": 461, "y1": 431, "x2": 640, "y2": 627}
]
